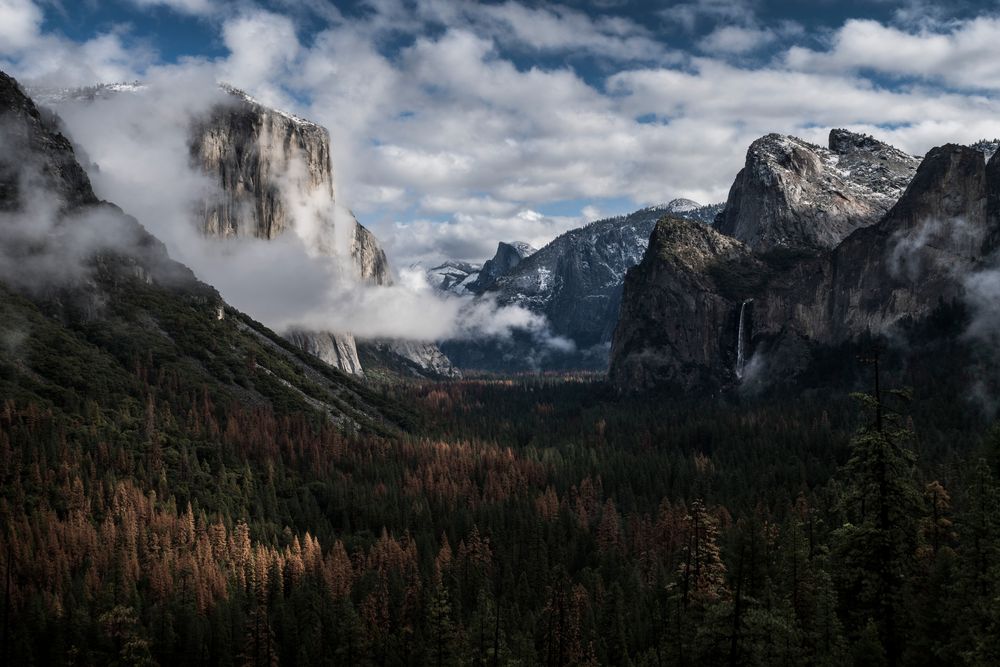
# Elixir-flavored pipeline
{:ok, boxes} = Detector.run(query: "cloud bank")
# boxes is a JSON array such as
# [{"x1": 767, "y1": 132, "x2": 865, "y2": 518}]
[
  {"x1": 2, "y1": 0, "x2": 1000, "y2": 350},
  {"x1": 36, "y1": 69, "x2": 556, "y2": 345}
]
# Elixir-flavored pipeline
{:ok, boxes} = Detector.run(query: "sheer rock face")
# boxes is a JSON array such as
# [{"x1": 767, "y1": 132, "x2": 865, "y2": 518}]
[
  {"x1": 358, "y1": 339, "x2": 463, "y2": 379},
  {"x1": 609, "y1": 217, "x2": 759, "y2": 391},
  {"x1": 716, "y1": 129, "x2": 920, "y2": 253},
  {"x1": 611, "y1": 144, "x2": 1000, "y2": 393},
  {"x1": 191, "y1": 92, "x2": 333, "y2": 242},
  {"x1": 189, "y1": 87, "x2": 391, "y2": 287},
  {"x1": 353, "y1": 223, "x2": 391, "y2": 286},
  {"x1": 285, "y1": 330, "x2": 363, "y2": 376},
  {"x1": 189, "y1": 88, "x2": 411, "y2": 376}
]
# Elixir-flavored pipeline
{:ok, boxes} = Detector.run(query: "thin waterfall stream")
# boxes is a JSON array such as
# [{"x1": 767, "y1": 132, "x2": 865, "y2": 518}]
[{"x1": 735, "y1": 299, "x2": 752, "y2": 380}]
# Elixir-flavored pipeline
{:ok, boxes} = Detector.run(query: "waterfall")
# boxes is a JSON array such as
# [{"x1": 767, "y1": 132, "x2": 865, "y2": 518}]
[{"x1": 735, "y1": 299, "x2": 752, "y2": 381}]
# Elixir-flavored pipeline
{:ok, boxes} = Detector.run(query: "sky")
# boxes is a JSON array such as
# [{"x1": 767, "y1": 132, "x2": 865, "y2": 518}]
[{"x1": 2, "y1": 0, "x2": 1000, "y2": 271}]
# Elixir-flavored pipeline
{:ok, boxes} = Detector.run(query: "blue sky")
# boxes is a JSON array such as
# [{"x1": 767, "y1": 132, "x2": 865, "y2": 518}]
[{"x1": 3, "y1": 0, "x2": 1000, "y2": 266}]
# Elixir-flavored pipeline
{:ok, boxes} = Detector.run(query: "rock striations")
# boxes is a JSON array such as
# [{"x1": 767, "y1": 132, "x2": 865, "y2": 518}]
[
  {"x1": 715, "y1": 129, "x2": 920, "y2": 253},
  {"x1": 611, "y1": 137, "x2": 1000, "y2": 394},
  {"x1": 190, "y1": 86, "x2": 456, "y2": 379},
  {"x1": 190, "y1": 85, "x2": 390, "y2": 285}
]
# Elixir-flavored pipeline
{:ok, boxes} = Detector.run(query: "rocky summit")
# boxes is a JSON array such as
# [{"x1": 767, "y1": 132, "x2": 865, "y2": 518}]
[
  {"x1": 611, "y1": 142, "x2": 1000, "y2": 393},
  {"x1": 190, "y1": 85, "x2": 391, "y2": 286},
  {"x1": 715, "y1": 129, "x2": 920, "y2": 253},
  {"x1": 469, "y1": 241, "x2": 537, "y2": 292}
]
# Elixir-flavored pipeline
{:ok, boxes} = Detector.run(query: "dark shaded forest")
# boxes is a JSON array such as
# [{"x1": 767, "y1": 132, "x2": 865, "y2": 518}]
[{"x1": 3, "y1": 301, "x2": 1000, "y2": 667}]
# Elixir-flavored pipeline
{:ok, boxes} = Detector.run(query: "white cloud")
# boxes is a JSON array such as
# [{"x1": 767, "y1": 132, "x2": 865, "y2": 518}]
[
  {"x1": 700, "y1": 25, "x2": 775, "y2": 53},
  {"x1": 220, "y1": 10, "x2": 301, "y2": 104},
  {"x1": 0, "y1": 0, "x2": 153, "y2": 87},
  {"x1": 785, "y1": 17, "x2": 1000, "y2": 91},
  {"x1": 660, "y1": 0, "x2": 756, "y2": 32},
  {"x1": 0, "y1": 0, "x2": 42, "y2": 51},
  {"x1": 127, "y1": 0, "x2": 216, "y2": 16},
  {"x1": 4, "y1": 0, "x2": 1000, "y2": 283},
  {"x1": 476, "y1": 2, "x2": 674, "y2": 62}
]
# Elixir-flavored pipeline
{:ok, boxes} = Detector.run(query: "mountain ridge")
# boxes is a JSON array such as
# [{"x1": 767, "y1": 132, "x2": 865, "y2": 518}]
[{"x1": 610, "y1": 141, "x2": 1000, "y2": 393}]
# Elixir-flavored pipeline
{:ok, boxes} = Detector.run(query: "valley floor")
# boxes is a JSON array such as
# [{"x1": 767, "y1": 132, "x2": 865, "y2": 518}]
[{"x1": 3, "y1": 361, "x2": 1000, "y2": 665}]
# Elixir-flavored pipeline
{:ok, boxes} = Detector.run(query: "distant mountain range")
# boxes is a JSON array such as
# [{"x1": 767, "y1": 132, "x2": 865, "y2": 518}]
[{"x1": 430, "y1": 199, "x2": 723, "y2": 370}]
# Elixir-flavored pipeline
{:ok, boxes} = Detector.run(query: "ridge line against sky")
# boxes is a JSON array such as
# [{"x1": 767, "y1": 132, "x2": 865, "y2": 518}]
[{"x1": 2, "y1": 0, "x2": 1000, "y2": 267}]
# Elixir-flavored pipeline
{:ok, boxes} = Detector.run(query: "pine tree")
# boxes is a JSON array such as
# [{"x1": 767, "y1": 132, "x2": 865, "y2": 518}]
[
  {"x1": 832, "y1": 357, "x2": 922, "y2": 666},
  {"x1": 426, "y1": 583, "x2": 457, "y2": 667}
]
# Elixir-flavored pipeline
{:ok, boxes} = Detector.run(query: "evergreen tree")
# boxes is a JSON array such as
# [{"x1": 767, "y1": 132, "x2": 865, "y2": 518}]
[{"x1": 832, "y1": 361, "x2": 922, "y2": 666}]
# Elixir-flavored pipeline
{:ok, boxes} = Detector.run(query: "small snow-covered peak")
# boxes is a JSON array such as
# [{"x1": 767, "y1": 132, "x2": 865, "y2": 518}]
[
  {"x1": 665, "y1": 198, "x2": 702, "y2": 213},
  {"x1": 422, "y1": 260, "x2": 481, "y2": 296},
  {"x1": 219, "y1": 83, "x2": 321, "y2": 129},
  {"x1": 971, "y1": 139, "x2": 999, "y2": 162}
]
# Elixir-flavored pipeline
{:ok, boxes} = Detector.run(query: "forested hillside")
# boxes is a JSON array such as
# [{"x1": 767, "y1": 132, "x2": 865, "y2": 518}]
[{"x1": 4, "y1": 330, "x2": 1000, "y2": 664}]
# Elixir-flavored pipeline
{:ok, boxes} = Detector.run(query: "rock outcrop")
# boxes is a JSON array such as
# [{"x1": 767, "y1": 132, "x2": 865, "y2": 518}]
[
  {"x1": 285, "y1": 330, "x2": 364, "y2": 376},
  {"x1": 190, "y1": 86, "x2": 458, "y2": 378},
  {"x1": 611, "y1": 143, "x2": 1000, "y2": 393},
  {"x1": 358, "y1": 339, "x2": 463, "y2": 379},
  {"x1": 715, "y1": 129, "x2": 920, "y2": 253},
  {"x1": 190, "y1": 85, "x2": 390, "y2": 285},
  {"x1": 1, "y1": 72, "x2": 97, "y2": 211},
  {"x1": 609, "y1": 217, "x2": 760, "y2": 391}
]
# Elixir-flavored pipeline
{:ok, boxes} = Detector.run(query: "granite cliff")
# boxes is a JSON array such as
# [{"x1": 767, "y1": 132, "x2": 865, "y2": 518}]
[
  {"x1": 190, "y1": 87, "x2": 456, "y2": 378},
  {"x1": 715, "y1": 130, "x2": 920, "y2": 253},
  {"x1": 611, "y1": 141, "x2": 1000, "y2": 393}
]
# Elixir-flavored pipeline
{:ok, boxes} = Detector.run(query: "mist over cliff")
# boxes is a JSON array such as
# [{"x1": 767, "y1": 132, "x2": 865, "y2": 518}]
[{"x1": 38, "y1": 70, "x2": 554, "y2": 369}]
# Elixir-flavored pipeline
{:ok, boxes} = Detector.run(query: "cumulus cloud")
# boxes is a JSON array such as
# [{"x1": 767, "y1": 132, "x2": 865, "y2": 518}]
[
  {"x1": 35, "y1": 66, "x2": 560, "y2": 347},
  {"x1": 785, "y1": 17, "x2": 1000, "y2": 91},
  {"x1": 0, "y1": 0, "x2": 42, "y2": 51},
  {"x1": 0, "y1": 3, "x2": 153, "y2": 87},
  {"x1": 660, "y1": 0, "x2": 757, "y2": 32},
  {"x1": 220, "y1": 10, "x2": 301, "y2": 104},
  {"x1": 4, "y1": 0, "x2": 1000, "y2": 276},
  {"x1": 474, "y1": 2, "x2": 675, "y2": 61}
]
